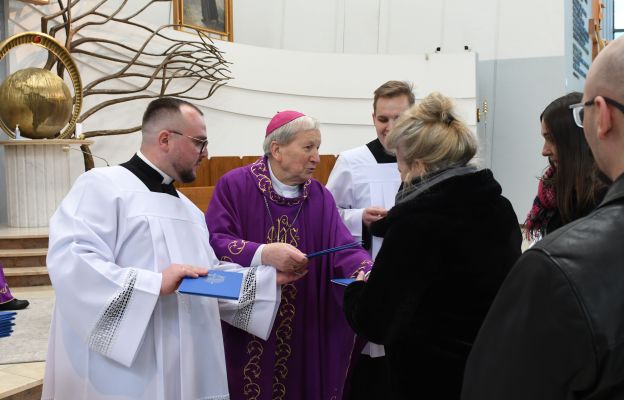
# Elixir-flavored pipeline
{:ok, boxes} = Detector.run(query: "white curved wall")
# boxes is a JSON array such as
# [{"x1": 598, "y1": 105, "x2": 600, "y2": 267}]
[
  {"x1": 4, "y1": 2, "x2": 477, "y2": 171},
  {"x1": 2, "y1": 0, "x2": 580, "y2": 222},
  {"x1": 233, "y1": 0, "x2": 564, "y2": 60}
]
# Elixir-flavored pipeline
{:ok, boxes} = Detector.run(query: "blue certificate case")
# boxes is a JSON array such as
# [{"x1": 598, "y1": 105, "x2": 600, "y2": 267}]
[
  {"x1": 178, "y1": 270, "x2": 243, "y2": 300},
  {"x1": 331, "y1": 278, "x2": 356, "y2": 286},
  {"x1": 0, "y1": 312, "x2": 16, "y2": 338},
  {"x1": 0, "y1": 311, "x2": 17, "y2": 320}
]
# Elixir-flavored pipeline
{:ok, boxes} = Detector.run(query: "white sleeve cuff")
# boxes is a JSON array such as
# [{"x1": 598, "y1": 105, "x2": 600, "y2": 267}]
[
  {"x1": 250, "y1": 244, "x2": 265, "y2": 267},
  {"x1": 218, "y1": 264, "x2": 281, "y2": 340},
  {"x1": 91, "y1": 268, "x2": 160, "y2": 367}
]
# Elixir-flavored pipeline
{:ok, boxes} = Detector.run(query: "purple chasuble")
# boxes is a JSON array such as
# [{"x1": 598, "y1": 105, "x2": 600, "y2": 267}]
[
  {"x1": 0, "y1": 263, "x2": 15, "y2": 304},
  {"x1": 206, "y1": 157, "x2": 373, "y2": 400}
]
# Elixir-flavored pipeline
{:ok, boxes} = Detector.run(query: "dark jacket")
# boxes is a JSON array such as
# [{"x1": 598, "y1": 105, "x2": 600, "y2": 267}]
[
  {"x1": 462, "y1": 174, "x2": 624, "y2": 400},
  {"x1": 343, "y1": 169, "x2": 522, "y2": 399}
]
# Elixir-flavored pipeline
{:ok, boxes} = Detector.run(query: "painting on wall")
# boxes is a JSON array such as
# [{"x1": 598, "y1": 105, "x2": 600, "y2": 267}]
[{"x1": 173, "y1": 0, "x2": 233, "y2": 41}]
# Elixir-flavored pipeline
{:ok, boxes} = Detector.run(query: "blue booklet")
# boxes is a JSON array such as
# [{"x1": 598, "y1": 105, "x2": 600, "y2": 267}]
[
  {"x1": 331, "y1": 278, "x2": 356, "y2": 286},
  {"x1": 178, "y1": 270, "x2": 243, "y2": 300},
  {"x1": 0, "y1": 321, "x2": 14, "y2": 331},
  {"x1": 0, "y1": 311, "x2": 17, "y2": 320}
]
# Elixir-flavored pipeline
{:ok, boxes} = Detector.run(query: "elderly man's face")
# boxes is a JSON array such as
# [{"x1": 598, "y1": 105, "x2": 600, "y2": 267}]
[{"x1": 272, "y1": 129, "x2": 321, "y2": 185}]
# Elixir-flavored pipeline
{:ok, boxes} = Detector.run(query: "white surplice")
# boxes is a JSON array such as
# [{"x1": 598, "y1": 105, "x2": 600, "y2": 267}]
[
  {"x1": 42, "y1": 166, "x2": 280, "y2": 400},
  {"x1": 326, "y1": 144, "x2": 401, "y2": 259},
  {"x1": 326, "y1": 144, "x2": 400, "y2": 358}
]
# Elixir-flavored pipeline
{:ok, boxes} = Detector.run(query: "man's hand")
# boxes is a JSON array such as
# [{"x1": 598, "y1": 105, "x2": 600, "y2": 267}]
[
  {"x1": 355, "y1": 271, "x2": 367, "y2": 282},
  {"x1": 261, "y1": 243, "x2": 309, "y2": 273},
  {"x1": 160, "y1": 263, "x2": 209, "y2": 295},
  {"x1": 362, "y1": 206, "x2": 388, "y2": 227},
  {"x1": 277, "y1": 270, "x2": 308, "y2": 285}
]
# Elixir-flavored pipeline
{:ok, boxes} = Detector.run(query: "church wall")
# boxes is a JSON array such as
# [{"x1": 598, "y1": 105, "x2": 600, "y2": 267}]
[
  {"x1": 2, "y1": 2, "x2": 477, "y2": 171},
  {"x1": 0, "y1": 0, "x2": 574, "y2": 223},
  {"x1": 232, "y1": 0, "x2": 570, "y2": 217},
  {"x1": 233, "y1": 0, "x2": 565, "y2": 60}
]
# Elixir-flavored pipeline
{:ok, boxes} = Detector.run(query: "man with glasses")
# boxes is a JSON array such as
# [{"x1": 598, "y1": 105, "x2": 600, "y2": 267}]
[
  {"x1": 42, "y1": 97, "x2": 301, "y2": 400},
  {"x1": 462, "y1": 37, "x2": 624, "y2": 399}
]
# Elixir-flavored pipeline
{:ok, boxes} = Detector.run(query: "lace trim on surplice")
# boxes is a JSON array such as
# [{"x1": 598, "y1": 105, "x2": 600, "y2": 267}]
[
  {"x1": 233, "y1": 266, "x2": 258, "y2": 332},
  {"x1": 88, "y1": 268, "x2": 137, "y2": 356}
]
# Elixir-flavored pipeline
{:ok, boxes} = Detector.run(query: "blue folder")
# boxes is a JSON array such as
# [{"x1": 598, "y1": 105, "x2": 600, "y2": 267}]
[
  {"x1": 0, "y1": 321, "x2": 14, "y2": 332},
  {"x1": 0, "y1": 323, "x2": 14, "y2": 331},
  {"x1": 331, "y1": 278, "x2": 357, "y2": 286},
  {"x1": 0, "y1": 311, "x2": 17, "y2": 320},
  {"x1": 178, "y1": 270, "x2": 243, "y2": 300}
]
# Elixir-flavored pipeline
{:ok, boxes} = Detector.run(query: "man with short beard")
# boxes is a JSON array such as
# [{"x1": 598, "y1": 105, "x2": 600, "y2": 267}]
[{"x1": 42, "y1": 97, "x2": 301, "y2": 400}]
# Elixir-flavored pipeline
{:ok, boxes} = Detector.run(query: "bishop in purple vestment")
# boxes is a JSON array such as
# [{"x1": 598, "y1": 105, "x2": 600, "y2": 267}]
[{"x1": 205, "y1": 111, "x2": 373, "y2": 400}]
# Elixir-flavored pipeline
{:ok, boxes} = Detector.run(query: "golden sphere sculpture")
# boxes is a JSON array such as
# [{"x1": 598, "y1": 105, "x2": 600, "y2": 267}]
[
  {"x1": 0, "y1": 68, "x2": 73, "y2": 138},
  {"x1": 0, "y1": 32, "x2": 82, "y2": 139}
]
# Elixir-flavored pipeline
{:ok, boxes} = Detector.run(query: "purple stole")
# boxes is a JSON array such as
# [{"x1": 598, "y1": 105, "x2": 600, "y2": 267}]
[{"x1": 206, "y1": 157, "x2": 373, "y2": 400}]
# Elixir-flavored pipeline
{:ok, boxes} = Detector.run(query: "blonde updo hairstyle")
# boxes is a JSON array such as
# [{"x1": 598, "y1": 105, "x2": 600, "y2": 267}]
[{"x1": 386, "y1": 92, "x2": 477, "y2": 180}]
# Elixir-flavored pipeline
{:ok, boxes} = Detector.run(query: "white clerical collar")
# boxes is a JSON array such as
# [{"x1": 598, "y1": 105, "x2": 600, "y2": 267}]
[
  {"x1": 137, "y1": 151, "x2": 174, "y2": 184},
  {"x1": 267, "y1": 159, "x2": 301, "y2": 198}
]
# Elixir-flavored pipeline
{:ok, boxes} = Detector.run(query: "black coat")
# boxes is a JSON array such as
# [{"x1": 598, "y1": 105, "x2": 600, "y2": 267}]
[
  {"x1": 343, "y1": 169, "x2": 522, "y2": 399},
  {"x1": 462, "y1": 174, "x2": 624, "y2": 400}
]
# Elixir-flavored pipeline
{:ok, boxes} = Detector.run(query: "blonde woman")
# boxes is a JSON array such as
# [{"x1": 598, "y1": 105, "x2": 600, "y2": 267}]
[{"x1": 342, "y1": 92, "x2": 522, "y2": 399}]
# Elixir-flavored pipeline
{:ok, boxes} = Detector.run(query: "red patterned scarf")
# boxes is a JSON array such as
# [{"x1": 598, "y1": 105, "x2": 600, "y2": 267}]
[{"x1": 524, "y1": 166, "x2": 557, "y2": 240}]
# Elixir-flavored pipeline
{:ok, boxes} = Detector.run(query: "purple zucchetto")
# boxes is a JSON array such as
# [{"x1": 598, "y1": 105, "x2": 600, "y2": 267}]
[{"x1": 265, "y1": 110, "x2": 306, "y2": 137}]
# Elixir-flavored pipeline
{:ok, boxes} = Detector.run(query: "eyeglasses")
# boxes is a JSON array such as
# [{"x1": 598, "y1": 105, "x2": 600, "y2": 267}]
[
  {"x1": 569, "y1": 96, "x2": 624, "y2": 128},
  {"x1": 169, "y1": 130, "x2": 208, "y2": 153}
]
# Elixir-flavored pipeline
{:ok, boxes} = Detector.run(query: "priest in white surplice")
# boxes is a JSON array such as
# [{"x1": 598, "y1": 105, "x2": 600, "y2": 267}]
[
  {"x1": 325, "y1": 81, "x2": 414, "y2": 400},
  {"x1": 42, "y1": 98, "x2": 303, "y2": 400},
  {"x1": 326, "y1": 81, "x2": 414, "y2": 260}
]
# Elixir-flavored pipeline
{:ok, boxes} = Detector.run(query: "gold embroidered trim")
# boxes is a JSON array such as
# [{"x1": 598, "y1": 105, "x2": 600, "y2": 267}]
[
  {"x1": 250, "y1": 157, "x2": 312, "y2": 206},
  {"x1": 266, "y1": 215, "x2": 300, "y2": 247},
  {"x1": 243, "y1": 339, "x2": 264, "y2": 400},
  {"x1": 350, "y1": 259, "x2": 374, "y2": 278},
  {"x1": 272, "y1": 283, "x2": 297, "y2": 400},
  {"x1": 228, "y1": 240, "x2": 248, "y2": 255},
  {"x1": 240, "y1": 284, "x2": 297, "y2": 400}
]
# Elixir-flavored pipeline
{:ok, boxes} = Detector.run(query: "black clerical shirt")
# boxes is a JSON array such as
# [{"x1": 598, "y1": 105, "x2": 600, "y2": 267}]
[{"x1": 120, "y1": 154, "x2": 179, "y2": 198}]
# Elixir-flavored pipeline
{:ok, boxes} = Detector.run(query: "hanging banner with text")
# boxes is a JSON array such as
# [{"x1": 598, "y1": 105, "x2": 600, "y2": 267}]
[{"x1": 565, "y1": 0, "x2": 592, "y2": 92}]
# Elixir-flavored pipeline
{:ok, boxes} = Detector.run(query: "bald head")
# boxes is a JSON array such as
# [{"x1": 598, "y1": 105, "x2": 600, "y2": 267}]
[
  {"x1": 582, "y1": 37, "x2": 624, "y2": 181},
  {"x1": 585, "y1": 37, "x2": 624, "y2": 100}
]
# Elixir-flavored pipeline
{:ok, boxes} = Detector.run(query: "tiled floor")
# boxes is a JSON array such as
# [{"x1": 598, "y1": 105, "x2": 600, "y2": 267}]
[{"x1": 0, "y1": 286, "x2": 53, "y2": 399}]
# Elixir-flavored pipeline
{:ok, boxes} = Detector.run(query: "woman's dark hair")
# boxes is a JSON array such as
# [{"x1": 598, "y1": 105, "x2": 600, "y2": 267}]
[{"x1": 541, "y1": 92, "x2": 607, "y2": 223}]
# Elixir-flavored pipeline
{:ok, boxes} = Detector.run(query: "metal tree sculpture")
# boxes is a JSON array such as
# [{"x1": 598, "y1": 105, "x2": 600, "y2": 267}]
[{"x1": 38, "y1": 0, "x2": 231, "y2": 167}]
